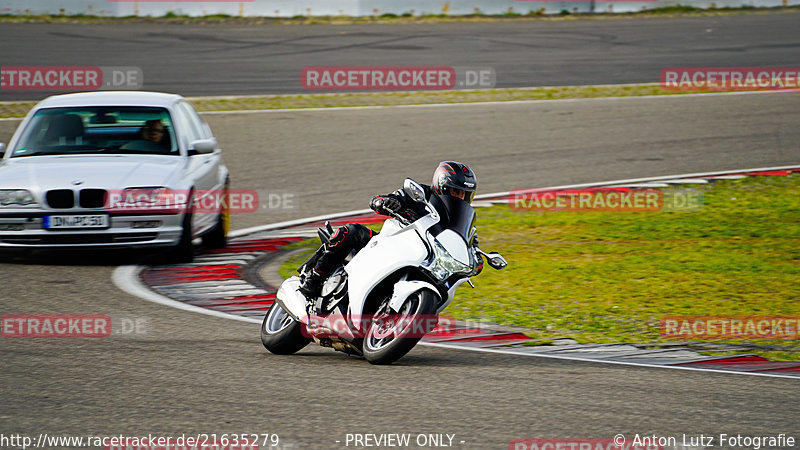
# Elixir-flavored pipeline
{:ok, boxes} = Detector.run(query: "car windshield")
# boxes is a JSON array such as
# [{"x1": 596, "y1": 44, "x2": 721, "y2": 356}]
[{"x1": 10, "y1": 106, "x2": 178, "y2": 157}]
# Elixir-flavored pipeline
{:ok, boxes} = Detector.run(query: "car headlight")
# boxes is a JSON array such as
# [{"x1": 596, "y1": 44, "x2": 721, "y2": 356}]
[
  {"x1": 108, "y1": 187, "x2": 186, "y2": 212},
  {"x1": 426, "y1": 238, "x2": 473, "y2": 281},
  {"x1": 119, "y1": 187, "x2": 170, "y2": 206},
  {"x1": 0, "y1": 190, "x2": 37, "y2": 207}
]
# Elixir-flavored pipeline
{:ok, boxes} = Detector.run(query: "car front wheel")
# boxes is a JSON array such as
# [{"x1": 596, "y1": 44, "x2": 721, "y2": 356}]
[
  {"x1": 167, "y1": 191, "x2": 195, "y2": 263},
  {"x1": 202, "y1": 178, "x2": 229, "y2": 249}
]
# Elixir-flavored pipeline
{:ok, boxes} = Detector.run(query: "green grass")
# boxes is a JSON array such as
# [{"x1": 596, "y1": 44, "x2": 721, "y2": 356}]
[
  {"x1": 0, "y1": 83, "x2": 765, "y2": 119},
  {"x1": 279, "y1": 175, "x2": 800, "y2": 360},
  {"x1": 278, "y1": 246, "x2": 317, "y2": 280},
  {"x1": 456, "y1": 175, "x2": 800, "y2": 359}
]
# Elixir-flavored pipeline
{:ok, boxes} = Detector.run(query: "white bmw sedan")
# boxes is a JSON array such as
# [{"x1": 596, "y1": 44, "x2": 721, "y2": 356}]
[{"x1": 0, "y1": 91, "x2": 230, "y2": 262}]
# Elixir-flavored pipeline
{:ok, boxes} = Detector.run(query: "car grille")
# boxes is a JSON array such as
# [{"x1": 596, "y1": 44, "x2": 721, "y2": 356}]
[
  {"x1": 45, "y1": 189, "x2": 108, "y2": 209},
  {"x1": 46, "y1": 190, "x2": 75, "y2": 209},
  {"x1": 79, "y1": 189, "x2": 106, "y2": 208},
  {"x1": 0, "y1": 233, "x2": 157, "y2": 245}
]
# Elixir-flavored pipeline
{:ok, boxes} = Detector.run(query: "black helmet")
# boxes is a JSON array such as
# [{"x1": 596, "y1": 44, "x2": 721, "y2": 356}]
[{"x1": 432, "y1": 161, "x2": 477, "y2": 204}]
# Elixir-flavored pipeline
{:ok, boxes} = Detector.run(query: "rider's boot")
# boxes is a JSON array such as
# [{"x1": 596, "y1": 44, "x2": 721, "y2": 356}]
[{"x1": 298, "y1": 267, "x2": 325, "y2": 300}]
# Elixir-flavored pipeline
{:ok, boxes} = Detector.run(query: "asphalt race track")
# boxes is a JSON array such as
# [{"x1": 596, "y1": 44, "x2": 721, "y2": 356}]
[
  {"x1": 2, "y1": 92, "x2": 799, "y2": 230},
  {"x1": 1, "y1": 13, "x2": 800, "y2": 450},
  {"x1": 1, "y1": 91, "x2": 799, "y2": 449},
  {"x1": 0, "y1": 12, "x2": 799, "y2": 100}
]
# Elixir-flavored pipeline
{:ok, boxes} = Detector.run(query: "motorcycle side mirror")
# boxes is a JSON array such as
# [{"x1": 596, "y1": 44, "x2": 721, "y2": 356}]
[
  {"x1": 486, "y1": 253, "x2": 507, "y2": 270},
  {"x1": 403, "y1": 178, "x2": 425, "y2": 202},
  {"x1": 477, "y1": 249, "x2": 507, "y2": 270}
]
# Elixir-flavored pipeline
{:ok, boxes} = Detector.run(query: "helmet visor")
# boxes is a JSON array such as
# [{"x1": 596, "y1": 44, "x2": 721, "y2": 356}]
[{"x1": 447, "y1": 187, "x2": 475, "y2": 204}]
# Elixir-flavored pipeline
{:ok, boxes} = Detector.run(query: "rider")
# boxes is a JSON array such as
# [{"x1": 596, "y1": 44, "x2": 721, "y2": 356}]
[{"x1": 298, "y1": 161, "x2": 479, "y2": 299}]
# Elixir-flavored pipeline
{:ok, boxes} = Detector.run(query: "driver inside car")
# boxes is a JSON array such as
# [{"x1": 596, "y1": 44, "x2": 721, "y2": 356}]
[
  {"x1": 298, "y1": 161, "x2": 481, "y2": 300},
  {"x1": 121, "y1": 119, "x2": 170, "y2": 151}
]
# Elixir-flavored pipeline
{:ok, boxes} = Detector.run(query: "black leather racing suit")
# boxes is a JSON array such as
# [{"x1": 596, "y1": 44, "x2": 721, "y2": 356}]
[{"x1": 308, "y1": 184, "x2": 439, "y2": 277}]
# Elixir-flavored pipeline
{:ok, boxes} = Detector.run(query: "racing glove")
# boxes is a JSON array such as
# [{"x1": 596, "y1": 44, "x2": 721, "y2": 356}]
[{"x1": 370, "y1": 196, "x2": 402, "y2": 216}]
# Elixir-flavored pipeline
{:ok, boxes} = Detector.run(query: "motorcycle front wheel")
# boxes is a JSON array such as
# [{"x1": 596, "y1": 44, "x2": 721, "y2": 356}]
[
  {"x1": 362, "y1": 289, "x2": 438, "y2": 365},
  {"x1": 261, "y1": 301, "x2": 311, "y2": 355}
]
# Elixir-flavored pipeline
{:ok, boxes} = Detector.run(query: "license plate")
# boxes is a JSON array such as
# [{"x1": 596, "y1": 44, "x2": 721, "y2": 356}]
[{"x1": 44, "y1": 215, "x2": 109, "y2": 229}]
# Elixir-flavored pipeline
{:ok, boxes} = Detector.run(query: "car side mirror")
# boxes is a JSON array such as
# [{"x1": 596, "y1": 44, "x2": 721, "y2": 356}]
[
  {"x1": 189, "y1": 138, "x2": 216, "y2": 155},
  {"x1": 403, "y1": 178, "x2": 425, "y2": 202},
  {"x1": 0, "y1": 143, "x2": 6, "y2": 159}
]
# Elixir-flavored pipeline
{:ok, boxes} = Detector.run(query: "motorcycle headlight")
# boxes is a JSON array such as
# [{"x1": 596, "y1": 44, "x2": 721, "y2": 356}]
[
  {"x1": 0, "y1": 190, "x2": 37, "y2": 207},
  {"x1": 426, "y1": 238, "x2": 473, "y2": 281}
]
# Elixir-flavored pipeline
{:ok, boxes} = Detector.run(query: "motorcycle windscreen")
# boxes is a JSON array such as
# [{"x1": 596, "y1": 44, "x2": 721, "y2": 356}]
[{"x1": 434, "y1": 194, "x2": 476, "y2": 241}]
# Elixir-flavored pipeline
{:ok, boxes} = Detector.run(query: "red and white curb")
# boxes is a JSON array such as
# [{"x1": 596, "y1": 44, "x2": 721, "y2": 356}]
[{"x1": 113, "y1": 165, "x2": 800, "y2": 378}]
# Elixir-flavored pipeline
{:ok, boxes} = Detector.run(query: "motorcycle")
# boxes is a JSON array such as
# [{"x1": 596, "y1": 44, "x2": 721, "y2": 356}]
[{"x1": 261, "y1": 178, "x2": 507, "y2": 365}]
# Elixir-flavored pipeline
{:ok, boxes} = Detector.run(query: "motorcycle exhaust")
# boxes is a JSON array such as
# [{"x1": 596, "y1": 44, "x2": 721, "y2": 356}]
[{"x1": 312, "y1": 336, "x2": 363, "y2": 356}]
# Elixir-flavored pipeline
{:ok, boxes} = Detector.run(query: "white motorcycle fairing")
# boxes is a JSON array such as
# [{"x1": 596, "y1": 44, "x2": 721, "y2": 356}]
[
  {"x1": 388, "y1": 280, "x2": 440, "y2": 312},
  {"x1": 440, "y1": 278, "x2": 474, "y2": 313},
  {"x1": 275, "y1": 276, "x2": 309, "y2": 323},
  {"x1": 344, "y1": 217, "x2": 435, "y2": 330},
  {"x1": 435, "y1": 229, "x2": 471, "y2": 265}
]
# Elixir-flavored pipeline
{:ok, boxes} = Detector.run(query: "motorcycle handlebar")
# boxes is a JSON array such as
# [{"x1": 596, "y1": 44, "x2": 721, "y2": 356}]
[{"x1": 388, "y1": 209, "x2": 411, "y2": 226}]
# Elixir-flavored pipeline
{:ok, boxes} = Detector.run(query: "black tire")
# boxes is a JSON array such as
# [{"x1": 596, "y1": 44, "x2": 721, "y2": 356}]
[
  {"x1": 202, "y1": 178, "x2": 230, "y2": 249},
  {"x1": 167, "y1": 192, "x2": 195, "y2": 264},
  {"x1": 362, "y1": 289, "x2": 439, "y2": 365},
  {"x1": 261, "y1": 301, "x2": 311, "y2": 355}
]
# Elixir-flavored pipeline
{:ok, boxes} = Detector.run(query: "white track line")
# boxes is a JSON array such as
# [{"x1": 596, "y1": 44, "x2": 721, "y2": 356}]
[
  {"x1": 112, "y1": 165, "x2": 800, "y2": 379},
  {"x1": 200, "y1": 89, "x2": 800, "y2": 116},
  {"x1": 422, "y1": 342, "x2": 800, "y2": 380},
  {"x1": 112, "y1": 266, "x2": 259, "y2": 324},
  {"x1": 3, "y1": 87, "x2": 797, "y2": 122}
]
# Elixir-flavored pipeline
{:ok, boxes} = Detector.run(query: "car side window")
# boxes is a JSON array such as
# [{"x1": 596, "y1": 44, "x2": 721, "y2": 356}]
[
  {"x1": 178, "y1": 102, "x2": 211, "y2": 140},
  {"x1": 174, "y1": 102, "x2": 202, "y2": 148}
]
